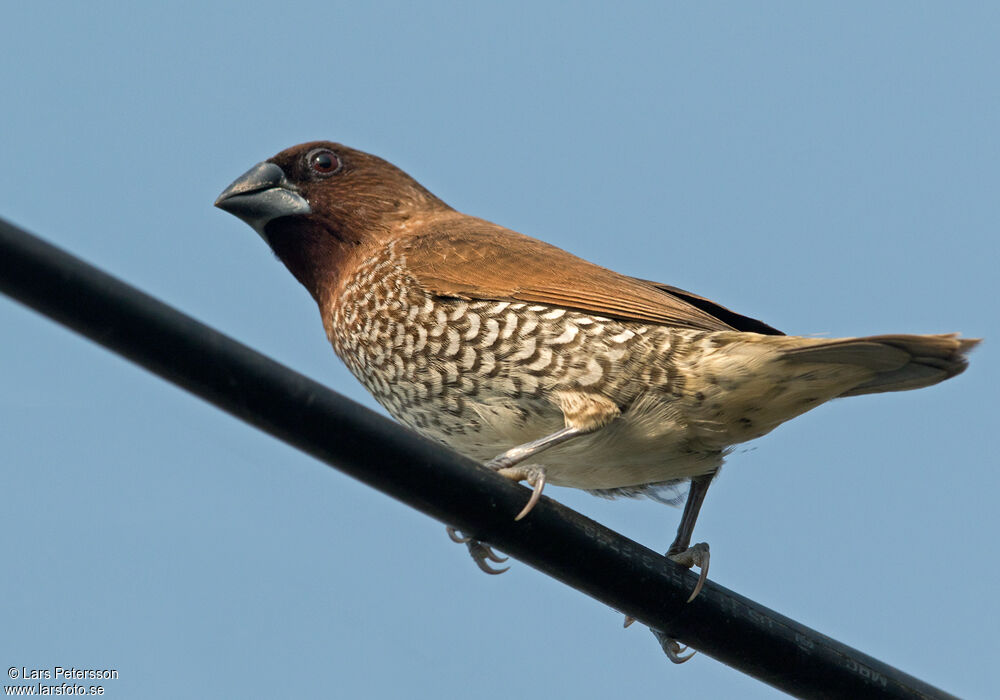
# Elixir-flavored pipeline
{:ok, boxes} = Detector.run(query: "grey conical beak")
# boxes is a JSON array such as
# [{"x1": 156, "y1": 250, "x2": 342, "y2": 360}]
[{"x1": 215, "y1": 162, "x2": 311, "y2": 241}]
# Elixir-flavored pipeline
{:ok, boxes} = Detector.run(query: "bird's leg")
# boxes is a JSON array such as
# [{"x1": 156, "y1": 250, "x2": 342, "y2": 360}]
[
  {"x1": 451, "y1": 391, "x2": 620, "y2": 574},
  {"x1": 446, "y1": 427, "x2": 583, "y2": 574},
  {"x1": 624, "y1": 471, "x2": 715, "y2": 641},
  {"x1": 485, "y1": 426, "x2": 583, "y2": 520},
  {"x1": 485, "y1": 390, "x2": 621, "y2": 520},
  {"x1": 666, "y1": 471, "x2": 713, "y2": 603},
  {"x1": 626, "y1": 472, "x2": 715, "y2": 663},
  {"x1": 485, "y1": 426, "x2": 583, "y2": 470}
]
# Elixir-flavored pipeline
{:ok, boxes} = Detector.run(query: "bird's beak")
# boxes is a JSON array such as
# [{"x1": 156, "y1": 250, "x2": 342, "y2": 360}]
[{"x1": 214, "y1": 162, "x2": 311, "y2": 242}]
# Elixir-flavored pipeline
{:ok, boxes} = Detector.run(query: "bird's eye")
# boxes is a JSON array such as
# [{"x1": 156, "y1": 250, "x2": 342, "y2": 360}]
[{"x1": 307, "y1": 149, "x2": 342, "y2": 176}]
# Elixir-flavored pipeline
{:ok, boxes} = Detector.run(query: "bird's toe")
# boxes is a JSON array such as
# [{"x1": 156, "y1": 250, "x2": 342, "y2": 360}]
[
  {"x1": 667, "y1": 542, "x2": 710, "y2": 603},
  {"x1": 446, "y1": 527, "x2": 509, "y2": 574},
  {"x1": 651, "y1": 629, "x2": 697, "y2": 664}
]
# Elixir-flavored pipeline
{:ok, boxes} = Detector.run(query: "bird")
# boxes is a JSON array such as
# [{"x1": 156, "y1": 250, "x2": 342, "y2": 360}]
[{"x1": 215, "y1": 141, "x2": 978, "y2": 651}]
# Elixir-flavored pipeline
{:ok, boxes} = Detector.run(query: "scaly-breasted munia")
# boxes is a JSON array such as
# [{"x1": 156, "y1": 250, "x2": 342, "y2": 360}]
[{"x1": 215, "y1": 142, "x2": 978, "y2": 640}]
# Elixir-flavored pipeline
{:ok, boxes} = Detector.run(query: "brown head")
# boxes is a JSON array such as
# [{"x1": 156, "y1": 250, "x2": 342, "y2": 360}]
[{"x1": 215, "y1": 141, "x2": 450, "y2": 302}]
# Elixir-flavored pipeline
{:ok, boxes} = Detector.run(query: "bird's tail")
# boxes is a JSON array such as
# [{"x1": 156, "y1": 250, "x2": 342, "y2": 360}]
[
  {"x1": 780, "y1": 333, "x2": 980, "y2": 397},
  {"x1": 682, "y1": 331, "x2": 979, "y2": 449}
]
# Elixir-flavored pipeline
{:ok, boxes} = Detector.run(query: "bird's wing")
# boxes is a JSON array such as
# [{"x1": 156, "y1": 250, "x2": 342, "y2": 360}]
[{"x1": 400, "y1": 219, "x2": 782, "y2": 334}]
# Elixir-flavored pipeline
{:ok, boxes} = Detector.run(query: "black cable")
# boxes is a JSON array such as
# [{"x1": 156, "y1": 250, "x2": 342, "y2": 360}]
[{"x1": 0, "y1": 217, "x2": 956, "y2": 699}]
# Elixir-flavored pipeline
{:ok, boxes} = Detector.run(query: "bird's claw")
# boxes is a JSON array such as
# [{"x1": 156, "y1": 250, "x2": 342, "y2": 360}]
[
  {"x1": 469, "y1": 541, "x2": 510, "y2": 575},
  {"x1": 622, "y1": 541, "x2": 710, "y2": 628},
  {"x1": 652, "y1": 629, "x2": 697, "y2": 664},
  {"x1": 446, "y1": 527, "x2": 509, "y2": 574},
  {"x1": 446, "y1": 526, "x2": 472, "y2": 544},
  {"x1": 447, "y1": 459, "x2": 546, "y2": 576},
  {"x1": 486, "y1": 461, "x2": 548, "y2": 521},
  {"x1": 668, "y1": 542, "x2": 710, "y2": 603},
  {"x1": 515, "y1": 470, "x2": 546, "y2": 521}
]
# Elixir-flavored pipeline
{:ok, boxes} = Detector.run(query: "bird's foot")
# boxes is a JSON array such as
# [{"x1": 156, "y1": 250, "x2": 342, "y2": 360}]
[
  {"x1": 651, "y1": 629, "x2": 697, "y2": 664},
  {"x1": 448, "y1": 460, "x2": 546, "y2": 576},
  {"x1": 483, "y1": 459, "x2": 548, "y2": 521},
  {"x1": 623, "y1": 541, "x2": 711, "y2": 627},
  {"x1": 446, "y1": 526, "x2": 509, "y2": 574},
  {"x1": 668, "y1": 542, "x2": 710, "y2": 603}
]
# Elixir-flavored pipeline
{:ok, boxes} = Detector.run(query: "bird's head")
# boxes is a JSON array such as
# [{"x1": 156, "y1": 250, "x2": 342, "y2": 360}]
[{"x1": 215, "y1": 141, "x2": 448, "y2": 301}]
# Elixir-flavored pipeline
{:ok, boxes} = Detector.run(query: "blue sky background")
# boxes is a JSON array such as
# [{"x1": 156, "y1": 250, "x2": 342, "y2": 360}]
[{"x1": 1, "y1": 3, "x2": 997, "y2": 698}]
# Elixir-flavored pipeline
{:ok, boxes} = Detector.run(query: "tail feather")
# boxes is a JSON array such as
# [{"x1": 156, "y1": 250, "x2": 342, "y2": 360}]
[{"x1": 783, "y1": 333, "x2": 980, "y2": 397}]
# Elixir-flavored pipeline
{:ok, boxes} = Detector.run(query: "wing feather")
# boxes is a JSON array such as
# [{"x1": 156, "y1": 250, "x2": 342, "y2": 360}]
[{"x1": 400, "y1": 217, "x2": 782, "y2": 334}]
